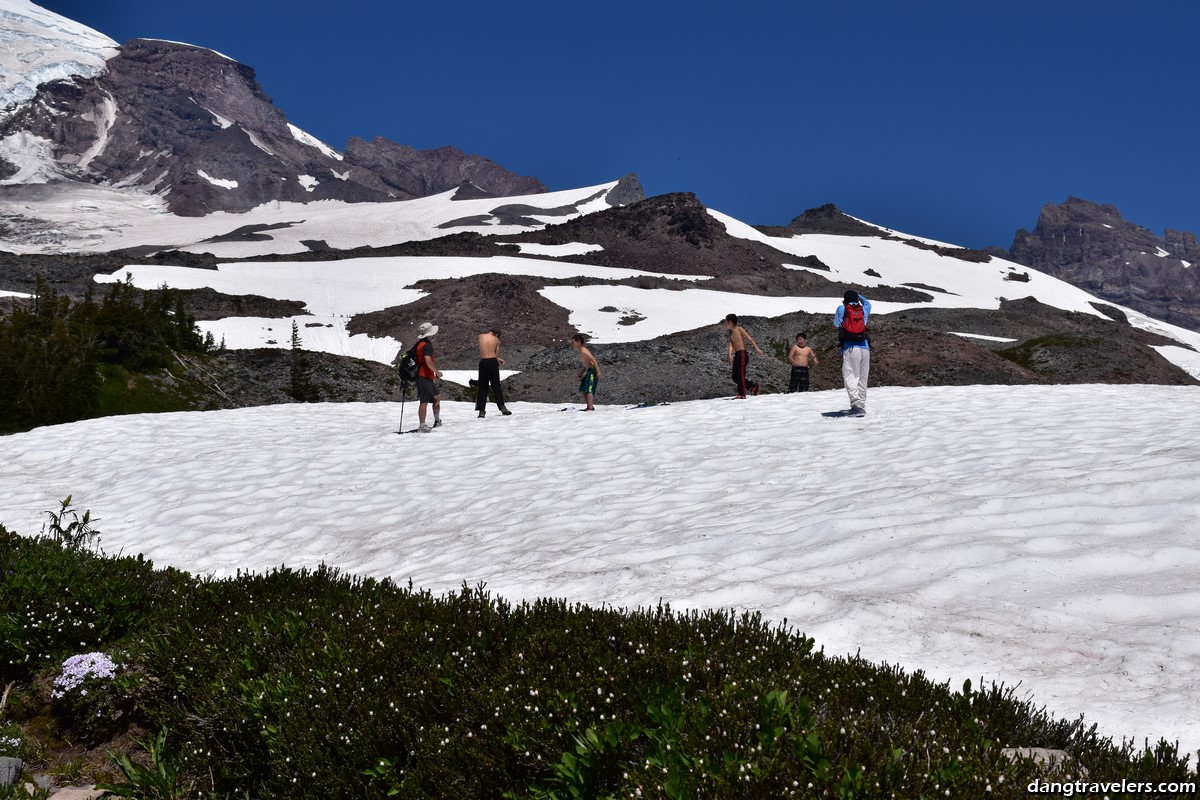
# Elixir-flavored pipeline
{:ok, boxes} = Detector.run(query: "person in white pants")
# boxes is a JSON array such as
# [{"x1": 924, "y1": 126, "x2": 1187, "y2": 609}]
[{"x1": 833, "y1": 290, "x2": 871, "y2": 415}]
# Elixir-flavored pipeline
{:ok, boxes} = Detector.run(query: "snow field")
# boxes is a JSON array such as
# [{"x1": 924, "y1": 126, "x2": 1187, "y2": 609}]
[{"x1": 1, "y1": 383, "x2": 1198, "y2": 755}]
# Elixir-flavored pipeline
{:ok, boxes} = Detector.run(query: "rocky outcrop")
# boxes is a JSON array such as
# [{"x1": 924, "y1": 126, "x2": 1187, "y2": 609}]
[
  {"x1": 756, "y1": 203, "x2": 885, "y2": 238},
  {"x1": 346, "y1": 273, "x2": 576, "y2": 364},
  {"x1": 493, "y1": 193, "x2": 929, "y2": 300},
  {"x1": 341, "y1": 137, "x2": 546, "y2": 200},
  {"x1": 1003, "y1": 197, "x2": 1200, "y2": 332},
  {"x1": 497, "y1": 192, "x2": 803, "y2": 280}
]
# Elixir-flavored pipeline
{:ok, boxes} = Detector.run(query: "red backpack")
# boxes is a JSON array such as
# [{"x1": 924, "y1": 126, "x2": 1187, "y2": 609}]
[{"x1": 840, "y1": 302, "x2": 868, "y2": 344}]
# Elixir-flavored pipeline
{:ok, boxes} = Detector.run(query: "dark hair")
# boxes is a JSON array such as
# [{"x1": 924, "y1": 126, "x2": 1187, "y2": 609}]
[
  {"x1": 725, "y1": 314, "x2": 738, "y2": 325},
  {"x1": 571, "y1": 333, "x2": 589, "y2": 344},
  {"x1": 490, "y1": 328, "x2": 501, "y2": 337},
  {"x1": 843, "y1": 290, "x2": 859, "y2": 305},
  {"x1": 796, "y1": 332, "x2": 808, "y2": 340}
]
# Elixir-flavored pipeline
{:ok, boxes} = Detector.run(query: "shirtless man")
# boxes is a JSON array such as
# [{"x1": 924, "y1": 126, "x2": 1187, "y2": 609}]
[
  {"x1": 724, "y1": 314, "x2": 763, "y2": 398},
  {"x1": 571, "y1": 333, "x2": 600, "y2": 411},
  {"x1": 787, "y1": 332, "x2": 820, "y2": 393},
  {"x1": 475, "y1": 328, "x2": 511, "y2": 418}
]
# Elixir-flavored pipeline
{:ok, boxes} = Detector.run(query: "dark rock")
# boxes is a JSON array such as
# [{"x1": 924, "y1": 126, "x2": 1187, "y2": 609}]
[
  {"x1": 756, "y1": 203, "x2": 884, "y2": 238},
  {"x1": 341, "y1": 137, "x2": 545, "y2": 201},
  {"x1": 892, "y1": 237, "x2": 992, "y2": 263},
  {"x1": 1003, "y1": 197, "x2": 1200, "y2": 332},
  {"x1": 0, "y1": 756, "x2": 20, "y2": 786},
  {"x1": 181, "y1": 287, "x2": 308, "y2": 321},
  {"x1": 451, "y1": 181, "x2": 497, "y2": 201},
  {"x1": 203, "y1": 222, "x2": 303, "y2": 244},
  {"x1": 604, "y1": 173, "x2": 646, "y2": 206},
  {"x1": 347, "y1": 273, "x2": 576, "y2": 366}
]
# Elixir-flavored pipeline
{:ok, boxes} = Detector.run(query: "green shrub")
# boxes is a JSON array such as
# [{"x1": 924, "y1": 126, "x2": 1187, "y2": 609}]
[{"x1": 0, "y1": 521, "x2": 174, "y2": 686}]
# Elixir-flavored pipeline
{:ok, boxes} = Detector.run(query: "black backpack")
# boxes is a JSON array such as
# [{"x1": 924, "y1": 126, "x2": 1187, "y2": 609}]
[{"x1": 397, "y1": 341, "x2": 423, "y2": 382}]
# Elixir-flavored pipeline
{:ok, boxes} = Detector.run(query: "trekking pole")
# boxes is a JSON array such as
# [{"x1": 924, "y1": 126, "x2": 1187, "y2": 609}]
[{"x1": 398, "y1": 380, "x2": 408, "y2": 434}]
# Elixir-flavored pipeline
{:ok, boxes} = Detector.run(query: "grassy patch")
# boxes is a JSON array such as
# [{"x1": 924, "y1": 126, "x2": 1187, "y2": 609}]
[{"x1": 94, "y1": 363, "x2": 205, "y2": 418}]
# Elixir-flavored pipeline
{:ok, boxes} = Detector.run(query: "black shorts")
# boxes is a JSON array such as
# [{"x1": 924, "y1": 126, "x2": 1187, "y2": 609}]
[{"x1": 416, "y1": 376, "x2": 439, "y2": 403}]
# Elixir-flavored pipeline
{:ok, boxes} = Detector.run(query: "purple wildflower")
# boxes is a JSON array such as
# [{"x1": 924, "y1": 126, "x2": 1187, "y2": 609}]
[{"x1": 51, "y1": 652, "x2": 119, "y2": 699}]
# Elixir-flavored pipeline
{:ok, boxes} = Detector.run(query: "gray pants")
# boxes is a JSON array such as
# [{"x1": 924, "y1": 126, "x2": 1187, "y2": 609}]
[{"x1": 841, "y1": 347, "x2": 870, "y2": 409}]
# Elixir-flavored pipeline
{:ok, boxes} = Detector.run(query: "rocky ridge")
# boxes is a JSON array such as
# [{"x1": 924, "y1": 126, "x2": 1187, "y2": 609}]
[{"x1": 1001, "y1": 197, "x2": 1200, "y2": 332}]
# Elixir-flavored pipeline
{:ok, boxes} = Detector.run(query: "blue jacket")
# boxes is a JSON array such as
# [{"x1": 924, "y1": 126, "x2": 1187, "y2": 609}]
[{"x1": 833, "y1": 295, "x2": 871, "y2": 350}]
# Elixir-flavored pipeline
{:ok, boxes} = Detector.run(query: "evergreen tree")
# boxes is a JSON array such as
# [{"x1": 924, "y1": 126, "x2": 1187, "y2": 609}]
[
  {"x1": 0, "y1": 280, "x2": 100, "y2": 432},
  {"x1": 0, "y1": 277, "x2": 211, "y2": 432},
  {"x1": 288, "y1": 321, "x2": 320, "y2": 403}
]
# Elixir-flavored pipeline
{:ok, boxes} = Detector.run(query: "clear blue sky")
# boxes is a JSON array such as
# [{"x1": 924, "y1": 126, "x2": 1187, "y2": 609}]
[{"x1": 38, "y1": 0, "x2": 1200, "y2": 249}]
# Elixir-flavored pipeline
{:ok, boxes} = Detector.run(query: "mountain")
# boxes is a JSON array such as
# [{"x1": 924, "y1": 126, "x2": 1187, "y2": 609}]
[
  {"x1": 1000, "y1": 197, "x2": 1200, "y2": 331},
  {"x1": 0, "y1": 2, "x2": 548, "y2": 215},
  {"x1": 2, "y1": 3, "x2": 1198, "y2": 414}
]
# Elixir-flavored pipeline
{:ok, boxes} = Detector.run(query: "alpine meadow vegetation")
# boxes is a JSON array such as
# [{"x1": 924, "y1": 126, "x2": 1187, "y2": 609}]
[{"x1": 0, "y1": 508, "x2": 1194, "y2": 798}]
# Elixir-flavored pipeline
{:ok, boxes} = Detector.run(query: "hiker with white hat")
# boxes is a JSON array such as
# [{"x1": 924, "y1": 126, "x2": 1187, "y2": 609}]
[{"x1": 414, "y1": 322, "x2": 443, "y2": 433}]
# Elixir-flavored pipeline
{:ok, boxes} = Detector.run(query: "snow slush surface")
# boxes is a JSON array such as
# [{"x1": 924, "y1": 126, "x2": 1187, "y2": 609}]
[{"x1": 2, "y1": 384, "x2": 1199, "y2": 755}]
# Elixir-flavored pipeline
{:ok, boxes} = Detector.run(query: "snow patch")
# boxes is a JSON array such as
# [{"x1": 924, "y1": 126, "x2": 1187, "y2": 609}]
[
  {"x1": 0, "y1": 131, "x2": 62, "y2": 184},
  {"x1": 507, "y1": 242, "x2": 604, "y2": 257},
  {"x1": 197, "y1": 170, "x2": 238, "y2": 190},
  {"x1": 74, "y1": 91, "x2": 117, "y2": 169},
  {"x1": 1150, "y1": 345, "x2": 1200, "y2": 379},
  {"x1": 138, "y1": 39, "x2": 236, "y2": 62},
  {"x1": 441, "y1": 369, "x2": 519, "y2": 385},
  {"x1": 287, "y1": 123, "x2": 342, "y2": 161},
  {"x1": 298, "y1": 175, "x2": 318, "y2": 192},
  {"x1": 192, "y1": 98, "x2": 233, "y2": 129},
  {"x1": 947, "y1": 332, "x2": 1019, "y2": 343},
  {"x1": 242, "y1": 128, "x2": 274, "y2": 156}
]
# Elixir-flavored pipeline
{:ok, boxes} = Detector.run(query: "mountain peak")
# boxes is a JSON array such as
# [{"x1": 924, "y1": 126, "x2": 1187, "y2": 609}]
[
  {"x1": 1006, "y1": 197, "x2": 1200, "y2": 331},
  {"x1": 0, "y1": 0, "x2": 118, "y2": 115},
  {"x1": 0, "y1": 3, "x2": 552, "y2": 214}
]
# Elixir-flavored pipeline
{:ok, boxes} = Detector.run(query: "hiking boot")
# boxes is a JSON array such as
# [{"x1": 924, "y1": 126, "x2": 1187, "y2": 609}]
[
  {"x1": 736, "y1": 395, "x2": 746, "y2": 399},
  {"x1": 433, "y1": 419, "x2": 443, "y2": 428},
  {"x1": 850, "y1": 406, "x2": 866, "y2": 416},
  {"x1": 418, "y1": 424, "x2": 433, "y2": 433},
  {"x1": 478, "y1": 410, "x2": 486, "y2": 418},
  {"x1": 751, "y1": 383, "x2": 760, "y2": 396},
  {"x1": 500, "y1": 408, "x2": 512, "y2": 416}
]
